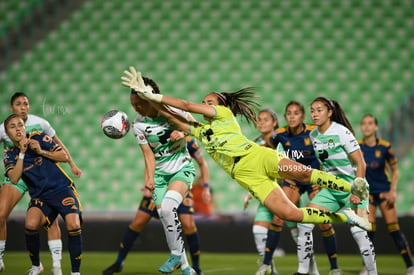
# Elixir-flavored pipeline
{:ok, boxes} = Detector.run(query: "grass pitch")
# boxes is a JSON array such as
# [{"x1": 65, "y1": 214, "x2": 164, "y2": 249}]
[{"x1": 2, "y1": 251, "x2": 407, "y2": 274}]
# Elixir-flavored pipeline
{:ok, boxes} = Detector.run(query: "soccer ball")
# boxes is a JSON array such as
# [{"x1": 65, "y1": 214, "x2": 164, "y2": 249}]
[{"x1": 101, "y1": 110, "x2": 130, "y2": 139}]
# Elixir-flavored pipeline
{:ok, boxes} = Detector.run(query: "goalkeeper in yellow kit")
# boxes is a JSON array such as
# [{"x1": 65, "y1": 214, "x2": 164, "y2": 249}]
[{"x1": 121, "y1": 66, "x2": 372, "y2": 232}]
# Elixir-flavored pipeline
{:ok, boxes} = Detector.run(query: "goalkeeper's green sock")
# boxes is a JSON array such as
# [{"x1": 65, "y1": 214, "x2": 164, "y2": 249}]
[
  {"x1": 310, "y1": 169, "x2": 351, "y2": 192},
  {"x1": 301, "y1": 208, "x2": 347, "y2": 224}
]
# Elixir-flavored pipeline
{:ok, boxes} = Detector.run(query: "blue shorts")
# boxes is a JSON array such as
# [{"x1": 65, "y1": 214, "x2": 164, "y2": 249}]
[
  {"x1": 369, "y1": 193, "x2": 386, "y2": 207},
  {"x1": 139, "y1": 193, "x2": 194, "y2": 218},
  {"x1": 282, "y1": 180, "x2": 314, "y2": 195},
  {"x1": 29, "y1": 185, "x2": 83, "y2": 230}
]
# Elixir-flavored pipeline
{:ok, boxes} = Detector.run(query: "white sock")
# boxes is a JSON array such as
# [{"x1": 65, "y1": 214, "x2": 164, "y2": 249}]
[
  {"x1": 48, "y1": 239, "x2": 62, "y2": 267},
  {"x1": 350, "y1": 226, "x2": 377, "y2": 274},
  {"x1": 297, "y1": 223, "x2": 315, "y2": 274},
  {"x1": 158, "y1": 190, "x2": 189, "y2": 266},
  {"x1": 0, "y1": 240, "x2": 5, "y2": 259},
  {"x1": 252, "y1": 225, "x2": 268, "y2": 257},
  {"x1": 299, "y1": 225, "x2": 319, "y2": 275}
]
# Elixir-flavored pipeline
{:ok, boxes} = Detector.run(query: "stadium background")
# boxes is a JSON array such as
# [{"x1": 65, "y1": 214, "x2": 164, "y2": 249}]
[{"x1": 1, "y1": 0, "x2": 413, "y2": 254}]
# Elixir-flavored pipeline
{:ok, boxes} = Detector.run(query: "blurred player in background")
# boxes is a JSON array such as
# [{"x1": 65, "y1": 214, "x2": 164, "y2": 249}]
[
  {"x1": 190, "y1": 176, "x2": 214, "y2": 217},
  {"x1": 122, "y1": 67, "x2": 371, "y2": 235},
  {"x1": 0, "y1": 92, "x2": 82, "y2": 275},
  {"x1": 103, "y1": 133, "x2": 210, "y2": 275},
  {"x1": 3, "y1": 114, "x2": 83, "y2": 275},
  {"x1": 359, "y1": 114, "x2": 413, "y2": 275},
  {"x1": 295, "y1": 97, "x2": 377, "y2": 275}
]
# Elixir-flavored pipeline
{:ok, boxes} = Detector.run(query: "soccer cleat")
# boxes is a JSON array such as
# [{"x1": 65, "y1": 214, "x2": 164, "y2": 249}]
[
  {"x1": 192, "y1": 266, "x2": 204, "y2": 275},
  {"x1": 0, "y1": 259, "x2": 4, "y2": 272},
  {"x1": 158, "y1": 254, "x2": 182, "y2": 274},
  {"x1": 102, "y1": 263, "x2": 123, "y2": 275},
  {"x1": 407, "y1": 266, "x2": 414, "y2": 275},
  {"x1": 255, "y1": 264, "x2": 272, "y2": 275},
  {"x1": 27, "y1": 263, "x2": 44, "y2": 275},
  {"x1": 342, "y1": 208, "x2": 372, "y2": 231},
  {"x1": 51, "y1": 266, "x2": 63, "y2": 275},
  {"x1": 351, "y1": 178, "x2": 369, "y2": 201},
  {"x1": 329, "y1": 269, "x2": 341, "y2": 275},
  {"x1": 181, "y1": 266, "x2": 196, "y2": 275},
  {"x1": 358, "y1": 266, "x2": 368, "y2": 275}
]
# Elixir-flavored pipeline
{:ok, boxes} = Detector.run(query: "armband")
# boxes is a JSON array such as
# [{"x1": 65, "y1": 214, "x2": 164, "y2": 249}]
[
  {"x1": 203, "y1": 183, "x2": 210, "y2": 188},
  {"x1": 18, "y1": 153, "x2": 25, "y2": 159}
]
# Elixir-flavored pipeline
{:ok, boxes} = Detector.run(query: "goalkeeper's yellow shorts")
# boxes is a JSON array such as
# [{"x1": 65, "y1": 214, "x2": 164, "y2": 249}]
[{"x1": 233, "y1": 146, "x2": 285, "y2": 204}]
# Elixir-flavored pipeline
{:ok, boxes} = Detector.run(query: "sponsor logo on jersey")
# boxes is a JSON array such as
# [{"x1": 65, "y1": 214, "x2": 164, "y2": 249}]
[{"x1": 62, "y1": 197, "x2": 76, "y2": 206}]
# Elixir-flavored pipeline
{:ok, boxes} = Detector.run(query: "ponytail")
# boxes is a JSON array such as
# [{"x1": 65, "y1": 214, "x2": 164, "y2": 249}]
[
  {"x1": 215, "y1": 87, "x2": 260, "y2": 125},
  {"x1": 312, "y1": 97, "x2": 354, "y2": 134}
]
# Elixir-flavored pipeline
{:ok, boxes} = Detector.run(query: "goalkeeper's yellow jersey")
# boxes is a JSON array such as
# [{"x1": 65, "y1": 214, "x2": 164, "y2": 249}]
[{"x1": 189, "y1": 105, "x2": 258, "y2": 175}]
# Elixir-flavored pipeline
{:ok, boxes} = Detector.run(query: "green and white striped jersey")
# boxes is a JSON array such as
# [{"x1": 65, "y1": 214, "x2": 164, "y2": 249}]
[
  {"x1": 309, "y1": 121, "x2": 360, "y2": 182},
  {"x1": 133, "y1": 109, "x2": 193, "y2": 175}
]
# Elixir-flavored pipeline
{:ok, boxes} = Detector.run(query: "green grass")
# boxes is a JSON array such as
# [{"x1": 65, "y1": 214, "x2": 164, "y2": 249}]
[{"x1": 2, "y1": 252, "x2": 408, "y2": 274}]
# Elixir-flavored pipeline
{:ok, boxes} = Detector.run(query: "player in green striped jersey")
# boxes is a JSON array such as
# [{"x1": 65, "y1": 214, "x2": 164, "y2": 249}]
[
  {"x1": 295, "y1": 97, "x2": 377, "y2": 275},
  {"x1": 129, "y1": 78, "x2": 197, "y2": 275}
]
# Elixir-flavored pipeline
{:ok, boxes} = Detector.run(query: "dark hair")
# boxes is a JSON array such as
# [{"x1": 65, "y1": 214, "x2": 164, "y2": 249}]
[
  {"x1": 10, "y1": 92, "x2": 29, "y2": 105},
  {"x1": 312, "y1": 96, "x2": 354, "y2": 134},
  {"x1": 258, "y1": 108, "x2": 279, "y2": 129},
  {"x1": 130, "y1": 76, "x2": 161, "y2": 95},
  {"x1": 361, "y1": 114, "x2": 378, "y2": 126},
  {"x1": 3, "y1": 114, "x2": 20, "y2": 132},
  {"x1": 285, "y1": 100, "x2": 305, "y2": 115},
  {"x1": 214, "y1": 87, "x2": 260, "y2": 125}
]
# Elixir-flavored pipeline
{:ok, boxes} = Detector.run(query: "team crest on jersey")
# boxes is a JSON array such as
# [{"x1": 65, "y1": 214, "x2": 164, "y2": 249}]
[
  {"x1": 327, "y1": 139, "x2": 335, "y2": 149},
  {"x1": 304, "y1": 137, "x2": 311, "y2": 146},
  {"x1": 375, "y1": 150, "x2": 381, "y2": 158},
  {"x1": 285, "y1": 141, "x2": 291, "y2": 146}
]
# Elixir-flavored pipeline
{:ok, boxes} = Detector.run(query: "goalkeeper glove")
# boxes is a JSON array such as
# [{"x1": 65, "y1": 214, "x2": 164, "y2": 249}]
[{"x1": 120, "y1": 66, "x2": 163, "y2": 103}]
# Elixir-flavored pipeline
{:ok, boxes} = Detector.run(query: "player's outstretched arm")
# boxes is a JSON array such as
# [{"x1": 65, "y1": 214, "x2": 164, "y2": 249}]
[
  {"x1": 153, "y1": 103, "x2": 192, "y2": 134},
  {"x1": 121, "y1": 66, "x2": 216, "y2": 118}
]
